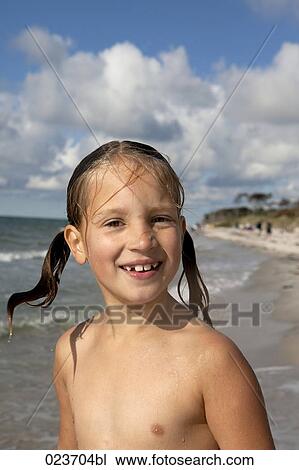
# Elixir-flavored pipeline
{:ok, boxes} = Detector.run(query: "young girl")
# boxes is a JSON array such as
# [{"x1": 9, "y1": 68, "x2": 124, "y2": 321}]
[{"x1": 7, "y1": 140, "x2": 275, "y2": 450}]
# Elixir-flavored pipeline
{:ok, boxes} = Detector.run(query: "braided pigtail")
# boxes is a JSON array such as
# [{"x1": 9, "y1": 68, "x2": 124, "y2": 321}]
[
  {"x1": 6, "y1": 231, "x2": 70, "y2": 339},
  {"x1": 177, "y1": 230, "x2": 213, "y2": 327}
]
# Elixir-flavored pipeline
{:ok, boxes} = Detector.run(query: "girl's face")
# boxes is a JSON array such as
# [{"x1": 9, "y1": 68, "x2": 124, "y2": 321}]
[{"x1": 70, "y1": 163, "x2": 186, "y2": 310}]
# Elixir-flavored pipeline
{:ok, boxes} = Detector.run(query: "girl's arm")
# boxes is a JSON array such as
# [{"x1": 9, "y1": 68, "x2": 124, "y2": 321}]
[
  {"x1": 53, "y1": 330, "x2": 78, "y2": 450},
  {"x1": 202, "y1": 334, "x2": 275, "y2": 449}
]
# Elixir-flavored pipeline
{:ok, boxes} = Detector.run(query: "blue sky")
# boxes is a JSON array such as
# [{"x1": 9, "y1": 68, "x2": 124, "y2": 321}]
[
  {"x1": 1, "y1": 0, "x2": 299, "y2": 223},
  {"x1": 2, "y1": 0, "x2": 298, "y2": 83}
]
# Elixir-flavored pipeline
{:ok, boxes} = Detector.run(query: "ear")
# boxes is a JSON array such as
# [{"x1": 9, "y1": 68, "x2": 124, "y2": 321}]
[{"x1": 64, "y1": 224, "x2": 87, "y2": 265}]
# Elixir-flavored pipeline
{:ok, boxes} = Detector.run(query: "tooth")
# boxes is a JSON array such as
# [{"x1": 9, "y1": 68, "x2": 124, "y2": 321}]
[{"x1": 135, "y1": 265, "x2": 144, "y2": 272}]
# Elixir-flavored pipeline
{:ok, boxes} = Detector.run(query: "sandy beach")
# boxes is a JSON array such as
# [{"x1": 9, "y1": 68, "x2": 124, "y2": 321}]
[
  {"x1": 201, "y1": 225, "x2": 299, "y2": 257},
  {"x1": 198, "y1": 228, "x2": 299, "y2": 449}
]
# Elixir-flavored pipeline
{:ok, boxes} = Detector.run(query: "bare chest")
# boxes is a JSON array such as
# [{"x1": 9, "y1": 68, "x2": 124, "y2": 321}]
[{"x1": 69, "y1": 338, "x2": 214, "y2": 449}]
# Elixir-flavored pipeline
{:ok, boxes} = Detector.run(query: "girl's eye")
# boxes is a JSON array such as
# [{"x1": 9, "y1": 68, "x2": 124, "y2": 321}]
[
  {"x1": 105, "y1": 220, "x2": 123, "y2": 227},
  {"x1": 153, "y1": 216, "x2": 171, "y2": 223}
]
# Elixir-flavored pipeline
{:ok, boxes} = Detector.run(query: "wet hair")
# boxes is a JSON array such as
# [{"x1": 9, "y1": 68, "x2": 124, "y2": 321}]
[{"x1": 7, "y1": 140, "x2": 212, "y2": 337}]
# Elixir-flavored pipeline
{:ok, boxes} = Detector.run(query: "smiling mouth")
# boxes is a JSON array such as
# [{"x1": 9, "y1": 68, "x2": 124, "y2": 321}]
[{"x1": 119, "y1": 261, "x2": 163, "y2": 272}]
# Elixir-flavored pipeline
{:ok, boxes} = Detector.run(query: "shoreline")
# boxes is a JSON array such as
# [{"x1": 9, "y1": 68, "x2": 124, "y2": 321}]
[
  {"x1": 197, "y1": 225, "x2": 299, "y2": 367},
  {"x1": 200, "y1": 225, "x2": 299, "y2": 257}
]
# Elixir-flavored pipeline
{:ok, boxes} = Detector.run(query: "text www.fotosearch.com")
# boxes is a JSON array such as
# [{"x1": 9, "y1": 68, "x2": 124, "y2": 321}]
[{"x1": 114, "y1": 453, "x2": 254, "y2": 466}]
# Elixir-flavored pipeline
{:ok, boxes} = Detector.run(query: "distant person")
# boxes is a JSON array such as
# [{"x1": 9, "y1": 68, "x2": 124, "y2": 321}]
[
  {"x1": 256, "y1": 221, "x2": 262, "y2": 236},
  {"x1": 266, "y1": 222, "x2": 272, "y2": 237}
]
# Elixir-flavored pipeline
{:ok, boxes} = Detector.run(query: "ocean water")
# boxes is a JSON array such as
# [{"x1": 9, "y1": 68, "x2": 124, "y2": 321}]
[{"x1": 0, "y1": 215, "x2": 294, "y2": 449}]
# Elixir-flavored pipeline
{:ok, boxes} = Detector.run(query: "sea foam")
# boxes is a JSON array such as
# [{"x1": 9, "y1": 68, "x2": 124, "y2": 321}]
[{"x1": 0, "y1": 250, "x2": 47, "y2": 263}]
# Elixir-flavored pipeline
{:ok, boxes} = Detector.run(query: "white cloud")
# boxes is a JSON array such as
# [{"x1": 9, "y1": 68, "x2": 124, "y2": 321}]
[
  {"x1": 1, "y1": 27, "x2": 299, "y2": 215},
  {"x1": 219, "y1": 43, "x2": 299, "y2": 125},
  {"x1": 26, "y1": 175, "x2": 62, "y2": 190},
  {"x1": 43, "y1": 139, "x2": 81, "y2": 173},
  {"x1": 19, "y1": 42, "x2": 216, "y2": 141},
  {"x1": 13, "y1": 26, "x2": 73, "y2": 66}
]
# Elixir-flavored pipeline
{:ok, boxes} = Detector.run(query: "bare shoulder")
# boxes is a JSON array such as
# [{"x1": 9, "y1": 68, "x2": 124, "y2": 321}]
[
  {"x1": 188, "y1": 322, "x2": 275, "y2": 449},
  {"x1": 55, "y1": 324, "x2": 78, "y2": 355},
  {"x1": 55, "y1": 317, "x2": 96, "y2": 348},
  {"x1": 186, "y1": 320, "x2": 248, "y2": 369},
  {"x1": 185, "y1": 320, "x2": 265, "y2": 406},
  {"x1": 54, "y1": 322, "x2": 84, "y2": 362}
]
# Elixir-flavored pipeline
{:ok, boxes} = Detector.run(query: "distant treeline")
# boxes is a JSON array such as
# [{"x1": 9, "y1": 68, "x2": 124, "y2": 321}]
[{"x1": 202, "y1": 193, "x2": 299, "y2": 230}]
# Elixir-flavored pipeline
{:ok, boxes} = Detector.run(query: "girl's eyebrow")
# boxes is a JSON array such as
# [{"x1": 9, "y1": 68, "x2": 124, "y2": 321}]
[{"x1": 93, "y1": 205, "x2": 176, "y2": 219}]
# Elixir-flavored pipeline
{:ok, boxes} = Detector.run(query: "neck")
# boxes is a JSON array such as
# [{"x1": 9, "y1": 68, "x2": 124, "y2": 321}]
[{"x1": 100, "y1": 292, "x2": 192, "y2": 339}]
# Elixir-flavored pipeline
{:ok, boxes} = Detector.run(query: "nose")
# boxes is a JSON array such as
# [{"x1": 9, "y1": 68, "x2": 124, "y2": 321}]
[{"x1": 127, "y1": 224, "x2": 158, "y2": 251}]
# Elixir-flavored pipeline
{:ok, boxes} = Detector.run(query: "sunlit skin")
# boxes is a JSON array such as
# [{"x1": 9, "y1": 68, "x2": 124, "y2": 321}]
[
  {"x1": 54, "y1": 161, "x2": 275, "y2": 450},
  {"x1": 65, "y1": 163, "x2": 187, "y2": 330}
]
